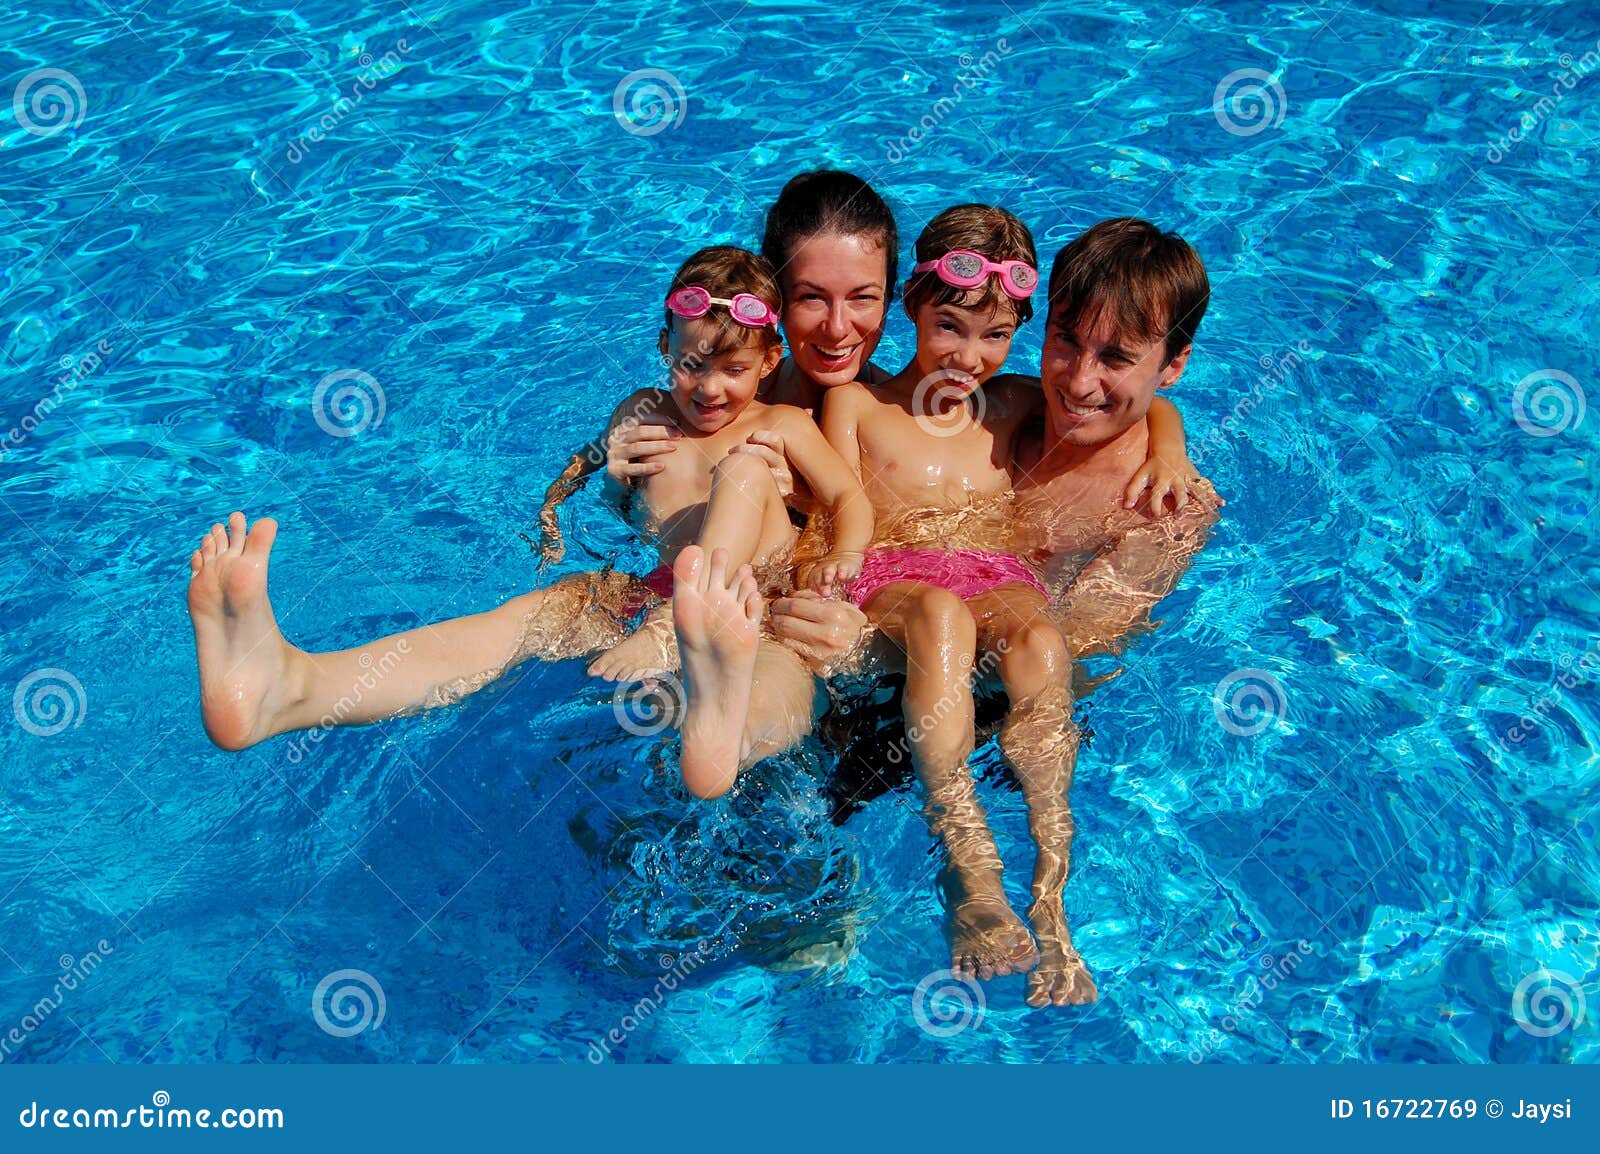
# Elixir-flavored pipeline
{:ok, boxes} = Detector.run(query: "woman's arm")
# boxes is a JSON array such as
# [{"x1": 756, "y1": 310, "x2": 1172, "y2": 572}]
[{"x1": 779, "y1": 399, "x2": 873, "y2": 588}]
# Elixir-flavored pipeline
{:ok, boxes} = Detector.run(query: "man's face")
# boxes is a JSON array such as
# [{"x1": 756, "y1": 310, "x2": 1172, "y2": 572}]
[
  {"x1": 1039, "y1": 305, "x2": 1190, "y2": 445},
  {"x1": 660, "y1": 316, "x2": 781, "y2": 434}
]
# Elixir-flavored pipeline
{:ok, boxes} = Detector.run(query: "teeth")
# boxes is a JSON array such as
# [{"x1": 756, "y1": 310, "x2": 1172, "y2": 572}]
[{"x1": 816, "y1": 345, "x2": 855, "y2": 358}]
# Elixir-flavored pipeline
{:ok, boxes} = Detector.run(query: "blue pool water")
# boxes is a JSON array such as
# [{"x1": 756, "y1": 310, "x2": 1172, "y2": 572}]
[{"x1": 2, "y1": 0, "x2": 1597, "y2": 1063}]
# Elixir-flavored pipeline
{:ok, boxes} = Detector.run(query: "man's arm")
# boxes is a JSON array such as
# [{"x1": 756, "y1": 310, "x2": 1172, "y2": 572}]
[{"x1": 1056, "y1": 487, "x2": 1221, "y2": 659}]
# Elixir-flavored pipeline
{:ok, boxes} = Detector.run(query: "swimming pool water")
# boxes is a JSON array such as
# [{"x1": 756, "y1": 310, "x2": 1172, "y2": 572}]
[{"x1": 2, "y1": 0, "x2": 1597, "y2": 1063}]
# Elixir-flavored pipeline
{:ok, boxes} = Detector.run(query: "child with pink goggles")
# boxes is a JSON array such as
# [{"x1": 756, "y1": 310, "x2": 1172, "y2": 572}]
[
  {"x1": 665, "y1": 285, "x2": 780, "y2": 328},
  {"x1": 912, "y1": 249, "x2": 1039, "y2": 299}
]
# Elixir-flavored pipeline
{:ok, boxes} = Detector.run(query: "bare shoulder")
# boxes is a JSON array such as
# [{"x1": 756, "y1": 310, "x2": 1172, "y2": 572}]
[
  {"x1": 986, "y1": 374, "x2": 1044, "y2": 418},
  {"x1": 820, "y1": 381, "x2": 874, "y2": 416},
  {"x1": 608, "y1": 387, "x2": 673, "y2": 427}
]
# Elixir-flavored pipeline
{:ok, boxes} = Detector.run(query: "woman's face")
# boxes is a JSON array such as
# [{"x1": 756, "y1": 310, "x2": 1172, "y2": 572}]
[{"x1": 779, "y1": 231, "x2": 889, "y2": 388}]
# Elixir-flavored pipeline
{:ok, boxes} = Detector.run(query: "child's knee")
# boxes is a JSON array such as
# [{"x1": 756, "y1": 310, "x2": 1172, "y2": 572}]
[
  {"x1": 906, "y1": 588, "x2": 977, "y2": 653},
  {"x1": 711, "y1": 449, "x2": 779, "y2": 497},
  {"x1": 1004, "y1": 616, "x2": 1069, "y2": 679}
]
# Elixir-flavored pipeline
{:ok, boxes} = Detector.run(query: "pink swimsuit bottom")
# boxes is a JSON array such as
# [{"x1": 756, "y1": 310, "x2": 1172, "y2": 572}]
[{"x1": 844, "y1": 548, "x2": 1046, "y2": 609}]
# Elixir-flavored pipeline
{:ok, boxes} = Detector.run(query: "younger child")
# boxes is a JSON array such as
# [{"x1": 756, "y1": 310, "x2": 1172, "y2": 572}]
[{"x1": 186, "y1": 246, "x2": 870, "y2": 801}]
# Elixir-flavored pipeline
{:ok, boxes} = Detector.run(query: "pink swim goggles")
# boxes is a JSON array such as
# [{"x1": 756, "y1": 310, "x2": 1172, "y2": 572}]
[
  {"x1": 665, "y1": 285, "x2": 779, "y2": 328},
  {"x1": 913, "y1": 250, "x2": 1039, "y2": 299}
]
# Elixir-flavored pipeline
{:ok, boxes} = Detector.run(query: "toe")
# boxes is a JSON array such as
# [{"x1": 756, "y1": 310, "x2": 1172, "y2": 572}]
[
  {"x1": 200, "y1": 533, "x2": 218, "y2": 559},
  {"x1": 673, "y1": 545, "x2": 705, "y2": 590},
  {"x1": 226, "y1": 511, "x2": 246, "y2": 553},
  {"x1": 244, "y1": 516, "x2": 278, "y2": 557},
  {"x1": 189, "y1": 549, "x2": 203, "y2": 575}
]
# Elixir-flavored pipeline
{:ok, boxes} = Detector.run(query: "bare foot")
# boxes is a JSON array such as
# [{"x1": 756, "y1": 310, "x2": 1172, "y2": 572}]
[
  {"x1": 942, "y1": 866, "x2": 1039, "y2": 981},
  {"x1": 587, "y1": 603, "x2": 678, "y2": 682},
  {"x1": 186, "y1": 512, "x2": 299, "y2": 750},
  {"x1": 673, "y1": 546, "x2": 762, "y2": 800},
  {"x1": 1025, "y1": 904, "x2": 1098, "y2": 1007}
]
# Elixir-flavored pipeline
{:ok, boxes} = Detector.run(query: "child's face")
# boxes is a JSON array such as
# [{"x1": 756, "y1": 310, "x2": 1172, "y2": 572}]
[
  {"x1": 1039, "y1": 305, "x2": 1190, "y2": 445},
  {"x1": 908, "y1": 295, "x2": 1018, "y2": 396},
  {"x1": 660, "y1": 316, "x2": 782, "y2": 434},
  {"x1": 780, "y1": 232, "x2": 889, "y2": 388}
]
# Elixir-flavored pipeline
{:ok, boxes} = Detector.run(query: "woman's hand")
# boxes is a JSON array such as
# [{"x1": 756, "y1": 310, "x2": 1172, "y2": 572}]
[
  {"x1": 606, "y1": 415, "x2": 681, "y2": 484},
  {"x1": 768, "y1": 589, "x2": 867, "y2": 672},
  {"x1": 724, "y1": 430, "x2": 794, "y2": 499}
]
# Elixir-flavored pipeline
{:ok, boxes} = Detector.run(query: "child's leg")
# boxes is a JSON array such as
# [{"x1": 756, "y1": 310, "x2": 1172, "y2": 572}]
[
  {"x1": 669, "y1": 545, "x2": 820, "y2": 799},
  {"x1": 968, "y1": 584, "x2": 1097, "y2": 1007},
  {"x1": 188, "y1": 513, "x2": 628, "y2": 751},
  {"x1": 590, "y1": 450, "x2": 791, "y2": 685},
  {"x1": 866, "y1": 582, "x2": 1039, "y2": 981}
]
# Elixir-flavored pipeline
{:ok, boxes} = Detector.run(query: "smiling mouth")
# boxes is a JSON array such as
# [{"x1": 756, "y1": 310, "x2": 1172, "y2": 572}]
[
  {"x1": 811, "y1": 342, "x2": 860, "y2": 363},
  {"x1": 691, "y1": 399, "x2": 729, "y2": 417},
  {"x1": 1059, "y1": 400, "x2": 1110, "y2": 417}
]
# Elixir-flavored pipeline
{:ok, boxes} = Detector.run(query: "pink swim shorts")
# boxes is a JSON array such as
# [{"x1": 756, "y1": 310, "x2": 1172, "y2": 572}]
[{"x1": 844, "y1": 548, "x2": 1047, "y2": 609}]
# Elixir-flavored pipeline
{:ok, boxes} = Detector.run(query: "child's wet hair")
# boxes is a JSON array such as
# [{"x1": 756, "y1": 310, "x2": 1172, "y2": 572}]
[
  {"x1": 1046, "y1": 218, "x2": 1209, "y2": 362},
  {"x1": 663, "y1": 245, "x2": 783, "y2": 357},
  {"x1": 761, "y1": 170, "x2": 899, "y2": 297},
  {"x1": 903, "y1": 203, "x2": 1038, "y2": 325}
]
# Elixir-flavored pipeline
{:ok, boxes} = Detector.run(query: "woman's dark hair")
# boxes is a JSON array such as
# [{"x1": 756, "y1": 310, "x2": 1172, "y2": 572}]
[{"x1": 760, "y1": 170, "x2": 899, "y2": 296}]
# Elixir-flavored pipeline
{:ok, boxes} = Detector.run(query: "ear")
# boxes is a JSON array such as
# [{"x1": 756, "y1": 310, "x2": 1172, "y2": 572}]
[
  {"x1": 902, "y1": 294, "x2": 918, "y2": 324},
  {"x1": 761, "y1": 340, "x2": 784, "y2": 376},
  {"x1": 657, "y1": 328, "x2": 671, "y2": 361},
  {"x1": 1158, "y1": 345, "x2": 1192, "y2": 389}
]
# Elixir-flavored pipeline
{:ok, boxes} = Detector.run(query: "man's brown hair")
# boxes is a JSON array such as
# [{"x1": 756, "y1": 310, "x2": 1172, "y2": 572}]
[
  {"x1": 903, "y1": 203, "x2": 1038, "y2": 325},
  {"x1": 663, "y1": 245, "x2": 783, "y2": 356},
  {"x1": 1046, "y1": 218, "x2": 1208, "y2": 362}
]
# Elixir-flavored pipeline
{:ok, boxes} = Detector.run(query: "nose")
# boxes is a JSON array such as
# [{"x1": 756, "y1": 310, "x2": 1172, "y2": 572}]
[
  {"x1": 1063, "y1": 351, "x2": 1101, "y2": 401},
  {"x1": 820, "y1": 301, "x2": 850, "y2": 342},
  {"x1": 948, "y1": 337, "x2": 983, "y2": 375}
]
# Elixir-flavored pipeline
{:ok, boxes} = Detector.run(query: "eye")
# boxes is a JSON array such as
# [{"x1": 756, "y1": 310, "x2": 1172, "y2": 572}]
[{"x1": 938, "y1": 322, "x2": 958, "y2": 333}]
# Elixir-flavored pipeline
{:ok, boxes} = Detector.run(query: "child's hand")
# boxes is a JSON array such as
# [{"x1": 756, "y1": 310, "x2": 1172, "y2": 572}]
[
  {"x1": 1123, "y1": 454, "x2": 1201, "y2": 516},
  {"x1": 724, "y1": 431, "x2": 794, "y2": 499},
  {"x1": 800, "y1": 551, "x2": 863, "y2": 592}
]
